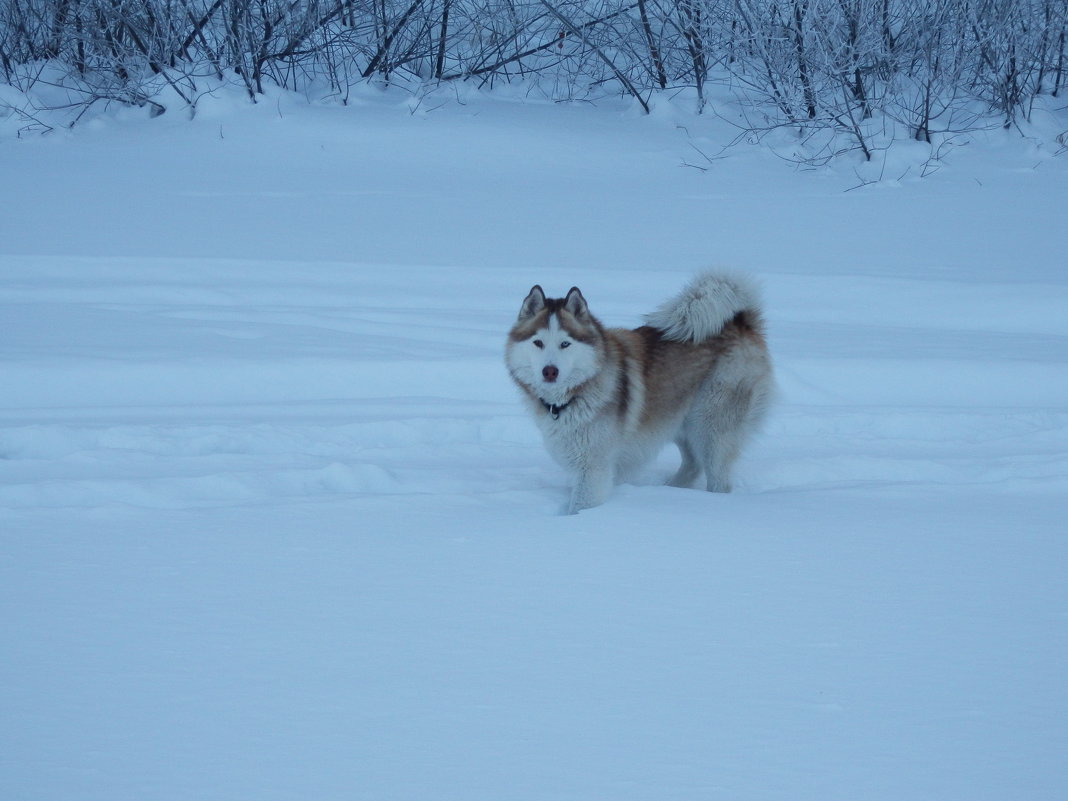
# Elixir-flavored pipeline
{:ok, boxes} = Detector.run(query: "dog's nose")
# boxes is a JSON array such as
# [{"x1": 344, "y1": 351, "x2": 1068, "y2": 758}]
[{"x1": 542, "y1": 365, "x2": 559, "y2": 382}]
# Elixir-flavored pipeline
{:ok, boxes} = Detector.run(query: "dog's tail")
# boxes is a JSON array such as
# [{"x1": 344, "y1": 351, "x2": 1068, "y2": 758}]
[{"x1": 645, "y1": 271, "x2": 763, "y2": 343}]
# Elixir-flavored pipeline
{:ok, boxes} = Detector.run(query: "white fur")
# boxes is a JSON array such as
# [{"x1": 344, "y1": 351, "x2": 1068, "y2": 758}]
[
  {"x1": 644, "y1": 271, "x2": 761, "y2": 342},
  {"x1": 538, "y1": 407, "x2": 619, "y2": 513},
  {"x1": 505, "y1": 315, "x2": 599, "y2": 406},
  {"x1": 668, "y1": 338, "x2": 772, "y2": 493}
]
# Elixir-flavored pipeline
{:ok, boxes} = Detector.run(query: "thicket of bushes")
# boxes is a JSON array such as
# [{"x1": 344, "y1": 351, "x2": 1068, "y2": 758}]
[{"x1": 2, "y1": 0, "x2": 1065, "y2": 153}]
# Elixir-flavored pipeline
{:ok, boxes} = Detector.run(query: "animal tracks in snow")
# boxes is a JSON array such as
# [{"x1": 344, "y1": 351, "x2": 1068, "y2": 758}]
[
  {"x1": 2, "y1": 403, "x2": 1064, "y2": 509},
  {"x1": 2, "y1": 257, "x2": 1066, "y2": 511}
]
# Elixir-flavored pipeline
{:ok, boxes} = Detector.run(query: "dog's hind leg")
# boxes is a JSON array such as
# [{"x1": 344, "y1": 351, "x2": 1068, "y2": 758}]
[
  {"x1": 701, "y1": 425, "x2": 743, "y2": 493},
  {"x1": 689, "y1": 382, "x2": 765, "y2": 493},
  {"x1": 688, "y1": 340, "x2": 772, "y2": 493},
  {"x1": 667, "y1": 435, "x2": 701, "y2": 488}
]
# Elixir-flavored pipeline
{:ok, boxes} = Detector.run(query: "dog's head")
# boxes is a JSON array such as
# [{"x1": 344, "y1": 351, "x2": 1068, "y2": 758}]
[{"x1": 505, "y1": 285, "x2": 602, "y2": 401}]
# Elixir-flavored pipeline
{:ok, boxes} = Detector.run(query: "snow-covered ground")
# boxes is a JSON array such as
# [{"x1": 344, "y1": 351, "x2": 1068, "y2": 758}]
[{"x1": 2, "y1": 87, "x2": 1067, "y2": 800}]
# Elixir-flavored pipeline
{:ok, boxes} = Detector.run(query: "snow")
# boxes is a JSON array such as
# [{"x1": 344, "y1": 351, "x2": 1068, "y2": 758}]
[{"x1": 2, "y1": 86, "x2": 1067, "y2": 800}]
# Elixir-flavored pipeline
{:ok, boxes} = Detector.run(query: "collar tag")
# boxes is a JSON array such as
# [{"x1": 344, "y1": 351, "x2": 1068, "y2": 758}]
[{"x1": 541, "y1": 398, "x2": 571, "y2": 420}]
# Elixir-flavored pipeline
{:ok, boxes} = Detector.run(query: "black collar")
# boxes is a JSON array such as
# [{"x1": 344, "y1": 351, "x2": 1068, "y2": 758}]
[{"x1": 540, "y1": 397, "x2": 574, "y2": 420}]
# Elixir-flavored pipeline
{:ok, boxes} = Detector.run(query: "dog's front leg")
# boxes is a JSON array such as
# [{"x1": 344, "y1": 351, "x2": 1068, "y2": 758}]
[
  {"x1": 545, "y1": 419, "x2": 617, "y2": 514},
  {"x1": 565, "y1": 460, "x2": 615, "y2": 514}
]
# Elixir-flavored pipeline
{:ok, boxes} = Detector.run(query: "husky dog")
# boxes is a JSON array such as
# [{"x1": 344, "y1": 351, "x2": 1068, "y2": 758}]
[{"x1": 505, "y1": 272, "x2": 772, "y2": 514}]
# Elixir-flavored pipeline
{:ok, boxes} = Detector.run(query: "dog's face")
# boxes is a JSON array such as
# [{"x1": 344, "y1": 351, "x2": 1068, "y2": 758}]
[{"x1": 506, "y1": 285, "x2": 601, "y2": 400}]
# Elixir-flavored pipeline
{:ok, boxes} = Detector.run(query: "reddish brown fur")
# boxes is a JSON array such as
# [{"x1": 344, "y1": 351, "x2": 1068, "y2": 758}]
[
  {"x1": 600, "y1": 312, "x2": 766, "y2": 428},
  {"x1": 507, "y1": 307, "x2": 603, "y2": 345}
]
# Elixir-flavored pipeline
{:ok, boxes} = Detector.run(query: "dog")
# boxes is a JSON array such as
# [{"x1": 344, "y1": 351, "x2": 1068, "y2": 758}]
[{"x1": 505, "y1": 272, "x2": 772, "y2": 514}]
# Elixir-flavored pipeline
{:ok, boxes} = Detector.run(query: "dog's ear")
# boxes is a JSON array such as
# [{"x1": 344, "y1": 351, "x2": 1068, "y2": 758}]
[
  {"x1": 563, "y1": 287, "x2": 589, "y2": 319},
  {"x1": 518, "y1": 285, "x2": 547, "y2": 320}
]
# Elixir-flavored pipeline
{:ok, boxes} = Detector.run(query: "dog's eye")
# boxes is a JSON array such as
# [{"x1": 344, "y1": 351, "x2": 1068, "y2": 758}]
[
  {"x1": 560, "y1": 341, "x2": 571, "y2": 349},
  {"x1": 533, "y1": 339, "x2": 544, "y2": 349}
]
